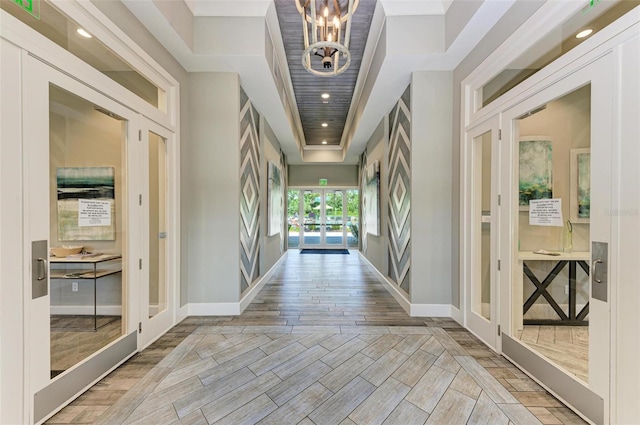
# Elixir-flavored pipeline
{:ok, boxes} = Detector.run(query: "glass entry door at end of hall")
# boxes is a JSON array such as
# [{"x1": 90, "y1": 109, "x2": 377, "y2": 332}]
[{"x1": 300, "y1": 189, "x2": 347, "y2": 248}]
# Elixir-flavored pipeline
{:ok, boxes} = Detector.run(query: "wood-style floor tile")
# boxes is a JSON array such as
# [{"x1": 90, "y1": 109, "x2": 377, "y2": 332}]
[{"x1": 47, "y1": 251, "x2": 588, "y2": 425}]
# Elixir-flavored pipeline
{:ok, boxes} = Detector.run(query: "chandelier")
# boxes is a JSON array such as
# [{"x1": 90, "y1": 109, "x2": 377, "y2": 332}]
[{"x1": 295, "y1": 0, "x2": 359, "y2": 77}]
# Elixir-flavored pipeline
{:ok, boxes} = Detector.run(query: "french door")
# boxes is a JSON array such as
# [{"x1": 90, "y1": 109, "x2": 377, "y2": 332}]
[
  {"x1": 139, "y1": 118, "x2": 175, "y2": 348},
  {"x1": 23, "y1": 55, "x2": 174, "y2": 423},
  {"x1": 464, "y1": 116, "x2": 501, "y2": 349},
  {"x1": 500, "y1": 54, "x2": 613, "y2": 424},
  {"x1": 299, "y1": 189, "x2": 347, "y2": 249}
]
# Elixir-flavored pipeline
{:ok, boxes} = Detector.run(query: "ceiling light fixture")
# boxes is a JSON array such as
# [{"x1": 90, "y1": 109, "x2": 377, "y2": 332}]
[
  {"x1": 321, "y1": 122, "x2": 328, "y2": 127},
  {"x1": 321, "y1": 93, "x2": 330, "y2": 99},
  {"x1": 296, "y1": 0, "x2": 359, "y2": 77},
  {"x1": 575, "y1": 28, "x2": 593, "y2": 39},
  {"x1": 322, "y1": 140, "x2": 327, "y2": 144},
  {"x1": 76, "y1": 28, "x2": 92, "y2": 38}
]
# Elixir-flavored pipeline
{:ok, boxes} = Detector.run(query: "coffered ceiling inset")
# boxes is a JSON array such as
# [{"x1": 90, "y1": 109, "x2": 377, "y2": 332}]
[{"x1": 274, "y1": 0, "x2": 375, "y2": 147}]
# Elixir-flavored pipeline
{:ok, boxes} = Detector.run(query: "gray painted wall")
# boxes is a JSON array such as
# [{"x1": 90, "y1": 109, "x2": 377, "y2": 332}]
[
  {"x1": 362, "y1": 120, "x2": 389, "y2": 276},
  {"x1": 188, "y1": 72, "x2": 241, "y2": 303},
  {"x1": 288, "y1": 164, "x2": 358, "y2": 187},
  {"x1": 411, "y1": 71, "x2": 453, "y2": 305},
  {"x1": 450, "y1": 1, "x2": 546, "y2": 308}
]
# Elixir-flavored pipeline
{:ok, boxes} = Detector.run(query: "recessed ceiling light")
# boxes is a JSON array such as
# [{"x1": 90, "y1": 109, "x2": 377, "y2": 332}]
[
  {"x1": 77, "y1": 28, "x2": 92, "y2": 38},
  {"x1": 576, "y1": 29, "x2": 593, "y2": 39},
  {"x1": 321, "y1": 123, "x2": 328, "y2": 127},
  {"x1": 322, "y1": 140, "x2": 327, "y2": 144},
  {"x1": 321, "y1": 93, "x2": 330, "y2": 99}
]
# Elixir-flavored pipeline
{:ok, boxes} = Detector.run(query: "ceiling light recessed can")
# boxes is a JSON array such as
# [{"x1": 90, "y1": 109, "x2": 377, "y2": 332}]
[
  {"x1": 321, "y1": 123, "x2": 328, "y2": 127},
  {"x1": 322, "y1": 140, "x2": 327, "y2": 144},
  {"x1": 77, "y1": 28, "x2": 92, "y2": 38},
  {"x1": 576, "y1": 29, "x2": 593, "y2": 39},
  {"x1": 321, "y1": 93, "x2": 330, "y2": 99}
]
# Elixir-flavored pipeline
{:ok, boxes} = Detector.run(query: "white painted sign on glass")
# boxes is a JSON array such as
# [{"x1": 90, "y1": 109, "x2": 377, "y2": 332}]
[
  {"x1": 529, "y1": 198, "x2": 563, "y2": 226},
  {"x1": 78, "y1": 199, "x2": 111, "y2": 226}
]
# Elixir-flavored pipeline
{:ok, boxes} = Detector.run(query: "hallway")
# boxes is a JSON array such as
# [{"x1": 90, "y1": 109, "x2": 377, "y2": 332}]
[{"x1": 46, "y1": 251, "x2": 585, "y2": 425}]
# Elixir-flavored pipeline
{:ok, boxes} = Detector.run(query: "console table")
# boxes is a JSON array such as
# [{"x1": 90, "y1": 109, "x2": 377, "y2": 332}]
[
  {"x1": 517, "y1": 251, "x2": 590, "y2": 327},
  {"x1": 50, "y1": 254, "x2": 122, "y2": 331}
]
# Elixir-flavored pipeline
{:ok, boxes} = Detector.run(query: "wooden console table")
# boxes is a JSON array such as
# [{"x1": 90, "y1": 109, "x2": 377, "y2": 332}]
[
  {"x1": 50, "y1": 254, "x2": 122, "y2": 331},
  {"x1": 518, "y1": 251, "x2": 590, "y2": 327}
]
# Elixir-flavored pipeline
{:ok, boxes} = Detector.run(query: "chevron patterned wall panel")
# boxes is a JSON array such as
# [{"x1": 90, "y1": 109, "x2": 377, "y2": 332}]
[
  {"x1": 240, "y1": 87, "x2": 261, "y2": 294},
  {"x1": 388, "y1": 85, "x2": 411, "y2": 294}
]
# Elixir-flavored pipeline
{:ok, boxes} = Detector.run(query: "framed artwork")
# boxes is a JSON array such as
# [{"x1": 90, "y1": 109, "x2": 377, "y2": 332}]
[
  {"x1": 364, "y1": 160, "x2": 380, "y2": 236},
  {"x1": 519, "y1": 138, "x2": 553, "y2": 210},
  {"x1": 267, "y1": 161, "x2": 284, "y2": 236},
  {"x1": 57, "y1": 167, "x2": 115, "y2": 240},
  {"x1": 570, "y1": 148, "x2": 590, "y2": 223}
]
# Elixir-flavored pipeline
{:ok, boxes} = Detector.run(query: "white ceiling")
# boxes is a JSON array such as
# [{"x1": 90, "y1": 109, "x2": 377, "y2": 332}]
[{"x1": 123, "y1": 0, "x2": 515, "y2": 164}]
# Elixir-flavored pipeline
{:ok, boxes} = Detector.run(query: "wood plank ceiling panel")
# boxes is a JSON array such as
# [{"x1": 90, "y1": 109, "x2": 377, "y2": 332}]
[{"x1": 274, "y1": 0, "x2": 375, "y2": 146}]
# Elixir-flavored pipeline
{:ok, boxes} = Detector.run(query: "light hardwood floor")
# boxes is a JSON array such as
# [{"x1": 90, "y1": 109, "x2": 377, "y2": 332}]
[
  {"x1": 46, "y1": 250, "x2": 586, "y2": 425},
  {"x1": 516, "y1": 326, "x2": 589, "y2": 383}
]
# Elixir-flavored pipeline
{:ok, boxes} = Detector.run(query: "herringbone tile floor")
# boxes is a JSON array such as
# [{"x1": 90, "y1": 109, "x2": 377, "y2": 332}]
[{"x1": 46, "y1": 251, "x2": 586, "y2": 425}]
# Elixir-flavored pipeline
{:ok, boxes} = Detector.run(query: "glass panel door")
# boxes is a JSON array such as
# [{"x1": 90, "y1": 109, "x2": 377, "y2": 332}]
[
  {"x1": 23, "y1": 55, "x2": 138, "y2": 423},
  {"x1": 140, "y1": 119, "x2": 174, "y2": 348},
  {"x1": 346, "y1": 189, "x2": 359, "y2": 248},
  {"x1": 465, "y1": 117, "x2": 500, "y2": 349},
  {"x1": 299, "y1": 189, "x2": 350, "y2": 249},
  {"x1": 325, "y1": 190, "x2": 344, "y2": 246},
  {"x1": 500, "y1": 54, "x2": 612, "y2": 423},
  {"x1": 287, "y1": 190, "x2": 300, "y2": 248},
  {"x1": 302, "y1": 190, "x2": 322, "y2": 246}
]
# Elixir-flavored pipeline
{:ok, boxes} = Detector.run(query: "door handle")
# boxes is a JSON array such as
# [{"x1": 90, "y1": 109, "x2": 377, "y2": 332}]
[
  {"x1": 36, "y1": 258, "x2": 48, "y2": 281},
  {"x1": 592, "y1": 259, "x2": 603, "y2": 283}
]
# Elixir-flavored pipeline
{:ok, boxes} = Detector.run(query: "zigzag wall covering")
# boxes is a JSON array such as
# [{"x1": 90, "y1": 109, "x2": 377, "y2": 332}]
[
  {"x1": 388, "y1": 85, "x2": 411, "y2": 294},
  {"x1": 240, "y1": 87, "x2": 261, "y2": 294}
]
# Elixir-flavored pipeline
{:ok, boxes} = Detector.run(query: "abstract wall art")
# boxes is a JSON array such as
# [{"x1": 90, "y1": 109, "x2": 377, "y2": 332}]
[
  {"x1": 519, "y1": 138, "x2": 553, "y2": 210},
  {"x1": 56, "y1": 167, "x2": 115, "y2": 240}
]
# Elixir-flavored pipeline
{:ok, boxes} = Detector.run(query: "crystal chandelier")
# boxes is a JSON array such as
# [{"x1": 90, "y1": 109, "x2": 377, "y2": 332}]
[{"x1": 295, "y1": 0, "x2": 359, "y2": 77}]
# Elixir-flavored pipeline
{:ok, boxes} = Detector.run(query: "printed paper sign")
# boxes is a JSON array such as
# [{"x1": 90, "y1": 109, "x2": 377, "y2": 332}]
[
  {"x1": 78, "y1": 199, "x2": 111, "y2": 226},
  {"x1": 529, "y1": 198, "x2": 563, "y2": 226}
]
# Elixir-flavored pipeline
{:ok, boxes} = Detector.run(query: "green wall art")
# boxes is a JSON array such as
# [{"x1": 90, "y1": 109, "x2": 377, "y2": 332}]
[
  {"x1": 519, "y1": 139, "x2": 553, "y2": 210},
  {"x1": 570, "y1": 148, "x2": 590, "y2": 223},
  {"x1": 57, "y1": 167, "x2": 116, "y2": 240}
]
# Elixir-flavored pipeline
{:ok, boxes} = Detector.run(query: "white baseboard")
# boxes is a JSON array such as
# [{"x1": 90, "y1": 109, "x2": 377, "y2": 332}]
[
  {"x1": 50, "y1": 305, "x2": 122, "y2": 316},
  {"x1": 358, "y1": 251, "x2": 454, "y2": 318},
  {"x1": 240, "y1": 251, "x2": 288, "y2": 313},
  {"x1": 188, "y1": 303, "x2": 241, "y2": 316},
  {"x1": 358, "y1": 251, "x2": 411, "y2": 314},
  {"x1": 187, "y1": 252, "x2": 288, "y2": 317},
  {"x1": 410, "y1": 304, "x2": 452, "y2": 317}
]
